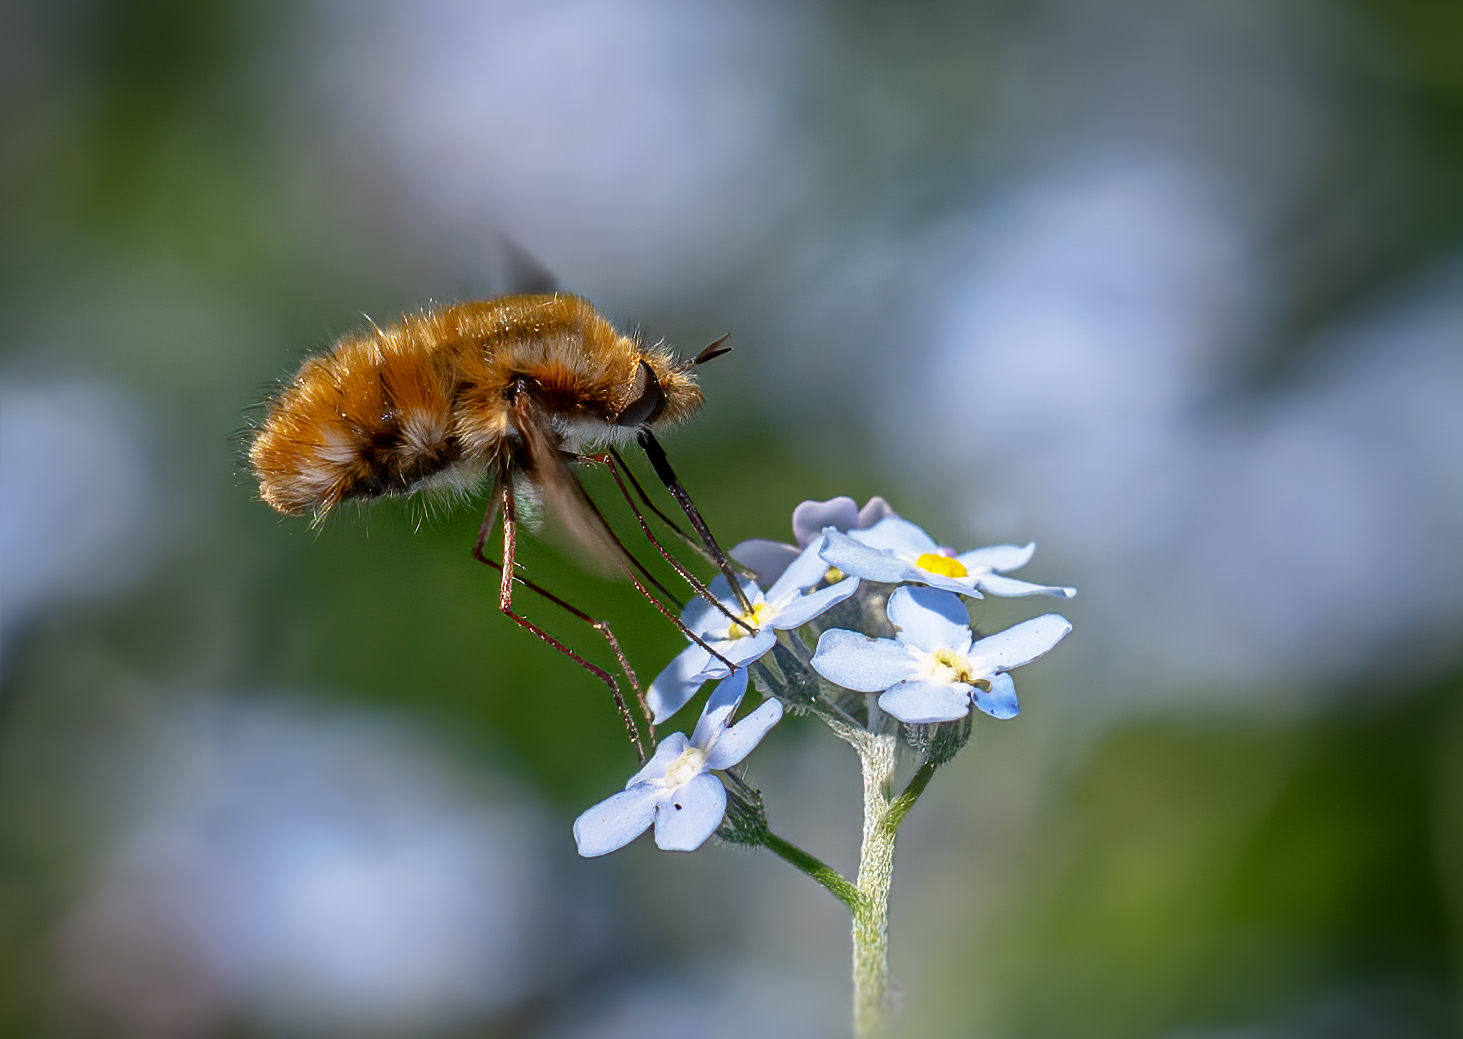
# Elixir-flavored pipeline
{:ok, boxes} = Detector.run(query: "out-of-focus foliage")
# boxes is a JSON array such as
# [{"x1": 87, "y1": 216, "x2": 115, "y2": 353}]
[{"x1": 2, "y1": 1, "x2": 1461, "y2": 1036}]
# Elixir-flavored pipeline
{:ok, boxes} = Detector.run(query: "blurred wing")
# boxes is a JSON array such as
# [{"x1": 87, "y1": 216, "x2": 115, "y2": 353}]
[
  {"x1": 496, "y1": 234, "x2": 560, "y2": 296},
  {"x1": 511, "y1": 389, "x2": 627, "y2": 577},
  {"x1": 475, "y1": 470, "x2": 505, "y2": 554},
  {"x1": 452, "y1": 232, "x2": 559, "y2": 301}
]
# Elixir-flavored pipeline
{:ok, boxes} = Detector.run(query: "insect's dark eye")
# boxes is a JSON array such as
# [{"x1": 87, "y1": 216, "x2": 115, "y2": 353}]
[{"x1": 617, "y1": 360, "x2": 665, "y2": 427}]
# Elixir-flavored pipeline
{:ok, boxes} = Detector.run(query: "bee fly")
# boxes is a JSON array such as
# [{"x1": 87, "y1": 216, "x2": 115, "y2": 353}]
[{"x1": 249, "y1": 293, "x2": 750, "y2": 757}]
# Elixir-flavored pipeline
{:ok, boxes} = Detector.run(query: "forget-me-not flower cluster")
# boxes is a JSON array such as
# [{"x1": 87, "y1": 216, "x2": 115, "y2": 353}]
[{"x1": 574, "y1": 497, "x2": 1074, "y2": 857}]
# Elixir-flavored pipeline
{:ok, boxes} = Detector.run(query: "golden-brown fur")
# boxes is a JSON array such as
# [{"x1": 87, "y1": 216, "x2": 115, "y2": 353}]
[{"x1": 249, "y1": 294, "x2": 704, "y2": 517}]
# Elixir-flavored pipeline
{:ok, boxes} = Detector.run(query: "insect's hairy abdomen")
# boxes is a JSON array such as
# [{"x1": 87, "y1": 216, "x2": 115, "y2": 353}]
[{"x1": 250, "y1": 314, "x2": 466, "y2": 515}]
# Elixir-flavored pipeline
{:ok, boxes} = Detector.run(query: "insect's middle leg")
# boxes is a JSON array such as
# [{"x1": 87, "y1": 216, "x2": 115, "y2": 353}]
[
  {"x1": 567, "y1": 456, "x2": 747, "y2": 670},
  {"x1": 581, "y1": 451, "x2": 753, "y2": 638}
]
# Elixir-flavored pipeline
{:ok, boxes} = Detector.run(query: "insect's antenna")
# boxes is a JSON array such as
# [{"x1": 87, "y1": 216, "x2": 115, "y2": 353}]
[
  {"x1": 635, "y1": 428, "x2": 755, "y2": 614},
  {"x1": 690, "y1": 333, "x2": 732, "y2": 367},
  {"x1": 475, "y1": 478, "x2": 649, "y2": 759}
]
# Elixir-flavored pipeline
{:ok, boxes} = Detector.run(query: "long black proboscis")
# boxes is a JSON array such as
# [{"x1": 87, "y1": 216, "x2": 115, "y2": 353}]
[{"x1": 635, "y1": 428, "x2": 753, "y2": 614}]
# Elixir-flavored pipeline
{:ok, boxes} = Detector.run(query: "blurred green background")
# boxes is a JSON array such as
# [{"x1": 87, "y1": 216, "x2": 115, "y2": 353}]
[{"x1": 3, "y1": 1, "x2": 1462, "y2": 1036}]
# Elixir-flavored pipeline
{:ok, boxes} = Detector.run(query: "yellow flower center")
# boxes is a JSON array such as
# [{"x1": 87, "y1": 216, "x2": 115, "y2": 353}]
[
  {"x1": 727, "y1": 600, "x2": 774, "y2": 639},
  {"x1": 664, "y1": 746, "x2": 708, "y2": 788},
  {"x1": 915, "y1": 552, "x2": 968, "y2": 579},
  {"x1": 930, "y1": 647, "x2": 975, "y2": 685},
  {"x1": 824, "y1": 566, "x2": 845, "y2": 583}
]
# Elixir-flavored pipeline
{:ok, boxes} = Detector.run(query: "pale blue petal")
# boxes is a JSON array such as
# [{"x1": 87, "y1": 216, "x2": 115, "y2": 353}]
[
  {"x1": 653, "y1": 773, "x2": 726, "y2": 851},
  {"x1": 730, "y1": 539, "x2": 799, "y2": 585},
  {"x1": 684, "y1": 575, "x2": 761, "y2": 637},
  {"x1": 972, "y1": 672, "x2": 1020, "y2": 719},
  {"x1": 703, "y1": 574, "x2": 734, "y2": 601},
  {"x1": 820, "y1": 529, "x2": 910, "y2": 583},
  {"x1": 691, "y1": 669, "x2": 749, "y2": 748},
  {"x1": 886, "y1": 586, "x2": 973, "y2": 653},
  {"x1": 705, "y1": 697, "x2": 783, "y2": 770},
  {"x1": 766, "y1": 539, "x2": 837, "y2": 602},
  {"x1": 856, "y1": 497, "x2": 899, "y2": 529},
  {"x1": 956, "y1": 542, "x2": 1036, "y2": 573},
  {"x1": 573, "y1": 785, "x2": 663, "y2": 857},
  {"x1": 791, "y1": 497, "x2": 860, "y2": 546},
  {"x1": 901, "y1": 564, "x2": 985, "y2": 599},
  {"x1": 771, "y1": 574, "x2": 860, "y2": 630},
  {"x1": 969, "y1": 614, "x2": 1073, "y2": 671},
  {"x1": 690, "y1": 650, "x2": 736, "y2": 683},
  {"x1": 811, "y1": 629, "x2": 913, "y2": 691},
  {"x1": 877, "y1": 680, "x2": 973, "y2": 724},
  {"x1": 717, "y1": 630, "x2": 778, "y2": 670},
  {"x1": 626, "y1": 732, "x2": 689, "y2": 786},
  {"x1": 649, "y1": 644, "x2": 716, "y2": 723},
  {"x1": 973, "y1": 572, "x2": 1077, "y2": 599},
  {"x1": 848, "y1": 516, "x2": 936, "y2": 555}
]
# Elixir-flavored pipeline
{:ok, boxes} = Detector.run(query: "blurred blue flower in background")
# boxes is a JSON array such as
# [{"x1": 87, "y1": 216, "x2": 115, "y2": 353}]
[
  {"x1": 57, "y1": 696, "x2": 585, "y2": 1038},
  {"x1": 0, "y1": 380, "x2": 159, "y2": 659}
]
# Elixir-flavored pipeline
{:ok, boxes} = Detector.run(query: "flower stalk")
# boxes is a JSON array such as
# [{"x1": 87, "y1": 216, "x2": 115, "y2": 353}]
[
  {"x1": 852, "y1": 727, "x2": 899, "y2": 1038},
  {"x1": 763, "y1": 828, "x2": 864, "y2": 913}
]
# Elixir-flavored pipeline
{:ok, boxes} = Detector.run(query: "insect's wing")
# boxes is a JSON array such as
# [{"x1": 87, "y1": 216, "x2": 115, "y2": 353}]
[
  {"x1": 498, "y1": 235, "x2": 560, "y2": 296},
  {"x1": 511, "y1": 390, "x2": 628, "y2": 577},
  {"x1": 473, "y1": 471, "x2": 506, "y2": 560},
  {"x1": 459, "y1": 232, "x2": 560, "y2": 300}
]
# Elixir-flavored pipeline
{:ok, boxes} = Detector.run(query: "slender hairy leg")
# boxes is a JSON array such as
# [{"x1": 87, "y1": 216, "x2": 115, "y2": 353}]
[
  {"x1": 503, "y1": 384, "x2": 738, "y2": 673},
  {"x1": 607, "y1": 445, "x2": 755, "y2": 582},
  {"x1": 563, "y1": 463, "x2": 745, "y2": 670},
  {"x1": 607, "y1": 446, "x2": 699, "y2": 554},
  {"x1": 476, "y1": 477, "x2": 649, "y2": 758},
  {"x1": 557, "y1": 452, "x2": 684, "y2": 611},
  {"x1": 582, "y1": 451, "x2": 754, "y2": 637}
]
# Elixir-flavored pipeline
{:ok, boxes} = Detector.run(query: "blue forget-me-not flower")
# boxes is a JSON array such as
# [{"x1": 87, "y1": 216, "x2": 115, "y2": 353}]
[
  {"x1": 810, "y1": 585, "x2": 1072, "y2": 723},
  {"x1": 574, "y1": 670, "x2": 783, "y2": 856}
]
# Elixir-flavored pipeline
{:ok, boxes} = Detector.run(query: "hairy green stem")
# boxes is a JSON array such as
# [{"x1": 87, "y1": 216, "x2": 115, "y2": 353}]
[
  {"x1": 723, "y1": 771, "x2": 862, "y2": 911},
  {"x1": 852, "y1": 729, "x2": 898, "y2": 1038},
  {"x1": 762, "y1": 831, "x2": 863, "y2": 911}
]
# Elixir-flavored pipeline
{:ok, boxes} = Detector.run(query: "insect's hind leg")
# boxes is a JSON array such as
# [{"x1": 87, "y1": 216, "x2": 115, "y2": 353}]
[{"x1": 475, "y1": 480, "x2": 651, "y2": 759}]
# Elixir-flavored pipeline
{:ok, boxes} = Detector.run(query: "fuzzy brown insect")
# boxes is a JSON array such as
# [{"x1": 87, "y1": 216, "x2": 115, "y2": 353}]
[{"x1": 249, "y1": 293, "x2": 743, "y2": 756}]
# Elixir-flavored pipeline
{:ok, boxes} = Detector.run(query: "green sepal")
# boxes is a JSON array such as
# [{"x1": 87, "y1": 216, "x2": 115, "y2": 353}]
[
  {"x1": 716, "y1": 779, "x2": 772, "y2": 846},
  {"x1": 905, "y1": 711, "x2": 974, "y2": 767}
]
